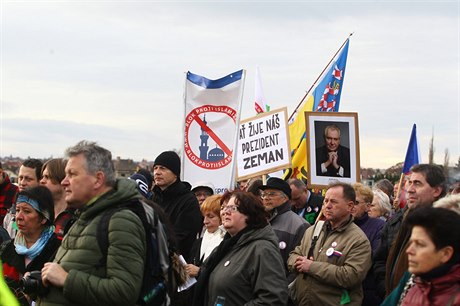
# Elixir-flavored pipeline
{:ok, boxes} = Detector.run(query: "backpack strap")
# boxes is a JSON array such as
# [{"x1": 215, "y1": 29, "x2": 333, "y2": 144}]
[{"x1": 95, "y1": 206, "x2": 122, "y2": 268}]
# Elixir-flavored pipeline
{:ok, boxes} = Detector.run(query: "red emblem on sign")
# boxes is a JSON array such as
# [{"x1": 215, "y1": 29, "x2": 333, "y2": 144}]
[{"x1": 184, "y1": 105, "x2": 236, "y2": 169}]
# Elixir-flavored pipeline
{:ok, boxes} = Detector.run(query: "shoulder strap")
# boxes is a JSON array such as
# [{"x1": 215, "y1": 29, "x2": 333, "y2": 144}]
[
  {"x1": 307, "y1": 220, "x2": 325, "y2": 259},
  {"x1": 95, "y1": 206, "x2": 122, "y2": 268},
  {"x1": 313, "y1": 220, "x2": 325, "y2": 239}
]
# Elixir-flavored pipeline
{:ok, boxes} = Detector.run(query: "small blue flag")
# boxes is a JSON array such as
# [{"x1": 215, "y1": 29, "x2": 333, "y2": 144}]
[{"x1": 402, "y1": 124, "x2": 420, "y2": 174}]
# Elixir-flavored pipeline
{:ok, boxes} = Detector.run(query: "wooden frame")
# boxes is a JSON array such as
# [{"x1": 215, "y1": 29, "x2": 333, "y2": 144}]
[{"x1": 305, "y1": 112, "x2": 360, "y2": 189}]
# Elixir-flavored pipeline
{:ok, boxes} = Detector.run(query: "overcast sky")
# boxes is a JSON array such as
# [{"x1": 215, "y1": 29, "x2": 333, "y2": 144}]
[{"x1": 0, "y1": 1, "x2": 458, "y2": 170}]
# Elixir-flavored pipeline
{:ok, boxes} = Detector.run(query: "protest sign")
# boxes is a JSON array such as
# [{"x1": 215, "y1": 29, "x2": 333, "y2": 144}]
[{"x1": 236, "y1": 107, "x2": 291, "y2": 180}]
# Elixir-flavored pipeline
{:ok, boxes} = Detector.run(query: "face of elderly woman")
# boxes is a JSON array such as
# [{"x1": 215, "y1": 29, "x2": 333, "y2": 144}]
[
  {"x1": 368, "y1": 197, "x2": 383, "y2": 218},
  {"x1": 15, "y1": 202, "x2": 46, "y2": 238},
  {"x1": 406, "y1": 226, "x2": 452, "y2": 275},
  {"x1": 220, "y1": 196, "x2": 248, "y2": 236}
]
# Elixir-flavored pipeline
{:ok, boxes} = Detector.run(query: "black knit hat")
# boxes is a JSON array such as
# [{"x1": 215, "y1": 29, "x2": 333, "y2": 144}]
[
  {"x1": 258, "y1": 177, "x2": 292, "y2": 199},
  {"x1": 154, "y1": 151, "x2": 181, "y2": 177}
]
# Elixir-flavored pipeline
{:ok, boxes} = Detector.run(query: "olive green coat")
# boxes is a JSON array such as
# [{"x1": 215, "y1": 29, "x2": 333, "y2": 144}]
[{"x1": 38, "y1": 179, "x2": 146, "y2": 306}]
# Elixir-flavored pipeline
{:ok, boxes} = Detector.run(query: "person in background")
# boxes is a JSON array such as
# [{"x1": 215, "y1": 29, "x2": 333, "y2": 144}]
[
  {"x1": 0, "y1": 186, "x2": 60, "y2": 306},
  {"x1": 288, "y1": 182, "x2": 371, "y2": 306},
  {"x1": 368, "y1": 189, "x2": 392, "y2": 221},
  {"x1": 4, "y1": 159, "x2": 43, "y2": 239},
  {"x1": 433, "y1": 193, "x2": 460, "y2": 215},
  {"x1": 40, "y1": 159, "x2": 76, "y2": 240},
  {"x1": 288, "y1": 178, "x2": 323, "y2": 225},
  {"x1": 259, "y1": 177, "x2": 309, "y2": 283},
  {"x1": 352, "y1": 183, "x2": 385, "y2": 305},
  {"x1": 0, "y1": 161, "x2": 18, "y2": 226},
  {"x1": 191, "y1": 182, "x2": 215, "y2": 206},
  {"x1": 186, "y1": 194, "x2": 225, "y2": 278},
  {"x1": 382, "y1": 206, "x2": 460, "y2": 305},
  {"x1": 374, "y1": 179, "x2": 394, "y2": 206},
  {"x1": 152, "y1": 151, "x2": 202, "y2": 262},
  {"x1": 193, "y1": 191, "x2": 288, "y2": 306},
  {"x1": 373, "y1": 164, "x2": 446, "y2": 299},
  {"x1": 136, "y1": 168, "x2": 153, "y2": 195}
]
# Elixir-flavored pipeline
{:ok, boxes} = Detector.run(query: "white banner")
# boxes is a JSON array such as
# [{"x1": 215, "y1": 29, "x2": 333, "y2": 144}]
[
  {"x1": 236, "y1": 107, "x2": 291, "y2": 180},
  {"x1": 182, "y1": 70, "x2": 245, "y2": 194}
]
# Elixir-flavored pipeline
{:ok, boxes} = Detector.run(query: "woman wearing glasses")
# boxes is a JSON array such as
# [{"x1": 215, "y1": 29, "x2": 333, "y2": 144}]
[{"x1": 193, "y1": 191, "x2": 288, "y2": 306}]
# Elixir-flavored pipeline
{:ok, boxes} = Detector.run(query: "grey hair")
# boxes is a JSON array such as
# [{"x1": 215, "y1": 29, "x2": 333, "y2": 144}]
[
  {"x1": 372, "y1": 189, "x2": 392, "y2": 218},
  {"x1": 65, "y1": 140, "x2": 116, "y2": 187},
  {"x1": 433, "y1": 194, "x2": 460, "y2": 215}
]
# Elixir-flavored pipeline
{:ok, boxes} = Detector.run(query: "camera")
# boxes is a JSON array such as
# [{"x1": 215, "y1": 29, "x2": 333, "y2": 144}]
[{"x1": 19, "y1": 271, "x2": 48, "y2": 296}]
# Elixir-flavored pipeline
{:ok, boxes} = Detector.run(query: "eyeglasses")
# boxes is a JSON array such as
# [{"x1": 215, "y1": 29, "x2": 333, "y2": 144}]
[
  {"x1": 260, "y1": 191, "x2": 283, "y2": 199},
  {"x1": 354, "y1": 200, "x2": 369, "y2": 206},
  {"x1": 221, "y1": 204, "x2": 239, "y2": 213}
]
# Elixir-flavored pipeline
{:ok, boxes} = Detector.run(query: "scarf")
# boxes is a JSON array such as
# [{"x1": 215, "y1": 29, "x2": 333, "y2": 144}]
[
  {"x1": 14, "y1": 226, "x2": 55, "y2": 260},
  {"x1": 200, "y1": 227, "x2": 226, "y2": 262},
  {"x1": 192, "y1": 226, "x2": 252, "y2": 306}
]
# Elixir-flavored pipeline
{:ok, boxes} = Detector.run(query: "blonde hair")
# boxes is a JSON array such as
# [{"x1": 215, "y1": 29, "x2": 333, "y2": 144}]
[
  {"x1": 200, "y1": 194, "x2": 223, "y2": 219},
  {"x1": 433, "y1": 194, "x2": 460, "y2": 215},
  {"x1": 353, "y1": 183, "x2": 374, "y2": 204}
]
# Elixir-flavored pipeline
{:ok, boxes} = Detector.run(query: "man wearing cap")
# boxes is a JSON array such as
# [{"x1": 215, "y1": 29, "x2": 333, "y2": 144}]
[
  {"x1": 288, "y1": 182, "x2": 371, "y2": 306},
  {"x1": 152, "y1": 151, "x2": 202, "y2": 261},
  {"x1": 191, "y1": 181, "x2": 215, "y2": 206},
  {"x1": 259, "y1": 177, "x2": 309, "y2": 283}
]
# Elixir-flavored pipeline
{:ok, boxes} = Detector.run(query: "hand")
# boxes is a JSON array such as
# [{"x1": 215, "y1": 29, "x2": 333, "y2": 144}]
[
  {"x1": 41, "y1": 262, "x2": 68, "y2": 288},
  {"x1": 185, "y1": 264, "x2": 200, "y2": 278},
  {"x1": 331, "y1": 152, "x2": 339, "y2": 169},
  {"x1": 294, "y1": 256, "x2": 313, "y2": 273}
]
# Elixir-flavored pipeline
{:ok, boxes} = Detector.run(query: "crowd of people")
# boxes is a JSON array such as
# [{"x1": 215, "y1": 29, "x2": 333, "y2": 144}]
[{"x1": 0, "y1": 141, "x2": 459, "y2": 306}]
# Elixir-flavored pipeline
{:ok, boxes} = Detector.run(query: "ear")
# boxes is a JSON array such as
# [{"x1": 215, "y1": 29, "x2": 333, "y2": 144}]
[
  {"x1": 94, "y1": 171, "x2": 106, "y2": 190},
  {"x1": 40, "y1": 216, "x2": 47, "y2": 225},
  {"x1": 439, "y1": 246, "x2": 454, "y2": 264},
  {"x1": 347, "y1": 201, "x2": 354, "y2": 212},
  {"x1": 432, "y1": 186, "x2": 443, "y2": 199}
]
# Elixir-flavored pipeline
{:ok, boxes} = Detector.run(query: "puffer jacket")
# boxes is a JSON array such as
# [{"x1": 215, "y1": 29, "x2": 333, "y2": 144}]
[
  {"x1": 206, "y1": 225, "x2": 288, "y2": 306},
  {"x1": 37, "y1": 179, "x2": 146, "y2": 306},
  {"x1": 288, "y1": 217, "x2": 372, "y2": 306}
]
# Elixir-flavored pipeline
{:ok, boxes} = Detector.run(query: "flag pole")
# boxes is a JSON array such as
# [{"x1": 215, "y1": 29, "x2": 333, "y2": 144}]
[{"x1": 288, "y1": 33, "x2": 354, "y2": 122}]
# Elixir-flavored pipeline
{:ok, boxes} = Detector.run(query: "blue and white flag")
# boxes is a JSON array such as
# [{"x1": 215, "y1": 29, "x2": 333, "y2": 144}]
[{"x1": 183, "y1": 70, "x2": 245, "y2": 193}]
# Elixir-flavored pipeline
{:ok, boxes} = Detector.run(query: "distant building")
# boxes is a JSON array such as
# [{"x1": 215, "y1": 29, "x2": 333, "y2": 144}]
[{"x1": 113, "y1": 157, "x2": 136, "y2": 177}]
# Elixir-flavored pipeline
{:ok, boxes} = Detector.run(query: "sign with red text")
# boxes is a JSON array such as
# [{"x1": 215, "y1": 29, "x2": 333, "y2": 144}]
[{"x1": 182, "y1": 70, "x2": 245, "y2": 194}]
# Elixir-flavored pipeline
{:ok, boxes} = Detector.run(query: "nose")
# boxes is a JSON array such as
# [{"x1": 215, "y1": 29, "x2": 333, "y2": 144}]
[
  {"x1": 406, "y1": 243, "x2": 414, "y2": 255},
  {"x1": 61, "y1": 176, "x2": 69, "y2": 186}
]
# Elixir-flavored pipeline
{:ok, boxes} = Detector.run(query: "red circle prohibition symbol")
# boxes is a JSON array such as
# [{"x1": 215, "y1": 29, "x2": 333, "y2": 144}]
[{"x1": 184, "y1": 105, "x2": 236, "y2": 169}]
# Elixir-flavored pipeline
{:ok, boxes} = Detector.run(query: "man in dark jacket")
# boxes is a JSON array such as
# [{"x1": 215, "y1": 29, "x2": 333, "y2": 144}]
[
  {"x1": 288, "y1": 178, "x2": 324, "y2": 225},
  {"x1": 373, "y1": 164, "x2": 446, "y2": 298},
  {"x1": 152, "y1": 151, "x2": 202, "y2": 261},
  {"x1": 259, "y1": 177, "x2": 309, "y2": 283},
  {"x1": 315, "y1": 124, "x2": 350, "y2": 178}
]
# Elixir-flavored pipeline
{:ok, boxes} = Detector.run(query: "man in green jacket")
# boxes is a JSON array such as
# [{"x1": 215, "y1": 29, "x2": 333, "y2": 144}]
[
  {"x1": 38, "y1": 140, "x2": 146, "y2": 306},
  {"x1": 288, "y1": 182, "x2": 371, "y2": 306}
]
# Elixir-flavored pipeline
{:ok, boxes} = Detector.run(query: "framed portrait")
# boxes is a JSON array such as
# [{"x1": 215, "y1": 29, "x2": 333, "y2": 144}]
[{"x1": 305, "y1": 112, "x2": 360, "y2": 189}]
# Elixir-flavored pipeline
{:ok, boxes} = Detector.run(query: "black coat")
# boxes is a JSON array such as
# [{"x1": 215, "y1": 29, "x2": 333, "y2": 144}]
[
  {"x1": 152, "y1": 180, "x2": 202, "y2": 261},
  {"x1": 315, "y1": 144, "x2": 351, "y2": 177}
]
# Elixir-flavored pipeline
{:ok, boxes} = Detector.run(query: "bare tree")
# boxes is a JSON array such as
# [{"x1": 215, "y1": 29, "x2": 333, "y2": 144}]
[
  {"x1": 428, "y1": 129, "x2": 435, "y2": 164},
  {"x1": 443, "y1": 148, "x2": 450, "y2": 178}
]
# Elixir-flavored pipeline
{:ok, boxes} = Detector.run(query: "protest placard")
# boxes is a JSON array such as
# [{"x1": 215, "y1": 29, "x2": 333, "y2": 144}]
[{"x1": 236, "y1": 107, "x2": 291, "y2": 180}]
